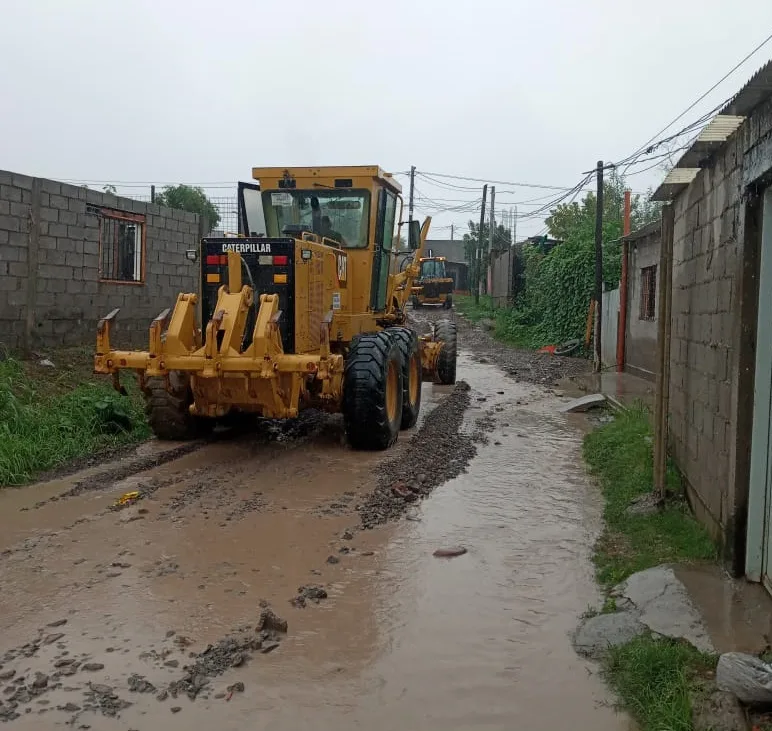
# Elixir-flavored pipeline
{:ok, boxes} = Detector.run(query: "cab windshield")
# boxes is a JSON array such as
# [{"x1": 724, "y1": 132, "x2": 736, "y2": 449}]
[
  {"x1": 420, "y1": 259, "x2": 446, "y2": 278},
  {"x1": 261, "y1": 190, "x2": 370, "y2": 248}
]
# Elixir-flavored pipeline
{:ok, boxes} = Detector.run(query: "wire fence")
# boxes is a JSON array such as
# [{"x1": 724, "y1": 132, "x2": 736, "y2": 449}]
[{"x1": 111, "y1": 187, "x2": 239, "y2": 235}]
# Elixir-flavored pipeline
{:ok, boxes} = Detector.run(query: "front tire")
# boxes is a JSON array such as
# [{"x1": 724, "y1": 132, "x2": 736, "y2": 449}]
[
  {"x1": 343, "y1": 332, "x2": 404, "y2": 450},
  {"x1": 387, "y1": 327, "x2": 422, "y2": 429},
  {"x1": 144, "y1": 374, "x2": 214, "y2": 440},
  {"x1": 434, "y1": 319, "x2": 457, "y2": 385}
]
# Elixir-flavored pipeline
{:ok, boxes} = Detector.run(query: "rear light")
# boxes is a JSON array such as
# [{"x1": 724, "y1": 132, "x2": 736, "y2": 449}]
[
  {"x1": 273, "y1": 255, "x2": 288, "y2": 266},
  {"x1": 206, "y1": 273, "x2": 220, "y2": 283},
  {"x1": 205, "y1": 254, "x2": 219, "y2": 265},
  {"x1": 273, "y1": 273, "x2": 288, "y2": 284},
  {"x1": 219, "y1": 255, "x2": 228, "y2": 265}
]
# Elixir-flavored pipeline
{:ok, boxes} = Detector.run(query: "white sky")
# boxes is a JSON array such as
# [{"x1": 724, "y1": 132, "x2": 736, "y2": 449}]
[{"x1": 1, "y1": 0, "x2": 771, "y2": 239}]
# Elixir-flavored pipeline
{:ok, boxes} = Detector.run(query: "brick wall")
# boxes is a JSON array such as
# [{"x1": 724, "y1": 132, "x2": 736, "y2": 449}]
[
  {"x1": 668, "y1": 96, "x2": 772, "y2": 549},
  {"x1": 0, "y1": 170, "x2": 201, "y2": 351}
]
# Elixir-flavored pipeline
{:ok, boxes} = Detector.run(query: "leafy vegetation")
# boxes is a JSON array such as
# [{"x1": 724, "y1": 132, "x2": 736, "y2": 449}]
[
  {"x1": 0, "y1": 356, "x2": 149, "y2": 486},
  {"x1": 583, "y1": 404, "x2": 715, "y2": 587},
  {"x1": 155, "y1": 184, "x2": 221, "y2": 230},
  {"x1": 462, "y1": 173, "x2": 662, "y2": 348},
  {"x1": 604, "y1": 635, "x2": 715, "y2": 731}
]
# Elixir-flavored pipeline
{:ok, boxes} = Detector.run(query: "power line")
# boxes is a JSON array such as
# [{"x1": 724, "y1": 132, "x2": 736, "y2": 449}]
[
  {"x1": 417, "y1": 170, "x2": 577, "y2": 192},
  {"x1": 621, "y1": 31, "x2": 772, "y2": 165}
]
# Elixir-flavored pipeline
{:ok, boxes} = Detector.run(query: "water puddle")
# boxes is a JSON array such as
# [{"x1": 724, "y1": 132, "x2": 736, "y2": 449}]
[{"x1": 0, "y1": 355, "x2": 631, "y2": 729}]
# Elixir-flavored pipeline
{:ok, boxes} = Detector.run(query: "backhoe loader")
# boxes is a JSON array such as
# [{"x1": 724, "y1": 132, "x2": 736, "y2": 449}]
[
  {"x1": 411, "y1": 255, "x2": 454, "y2": 309},
  {"x1": 94, "y1": 166, "x2": 458, "y2": 450}
]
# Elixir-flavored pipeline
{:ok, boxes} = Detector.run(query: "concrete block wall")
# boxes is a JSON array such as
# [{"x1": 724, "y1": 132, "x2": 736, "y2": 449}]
[
  {"x1": 668, "y1": 96, "x2": 772, "y2": 547},
  {"x1": 626, "y1": 228, "x2": 660, "y2": 379},
  {"x1": 0, "y1": 170, "x2": 200, "y2": 351}
]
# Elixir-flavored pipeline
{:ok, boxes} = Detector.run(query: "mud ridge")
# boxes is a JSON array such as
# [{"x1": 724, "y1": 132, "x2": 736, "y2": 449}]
[{"x1": 359, "y1": 380, "x2": 486, "y2": 528}]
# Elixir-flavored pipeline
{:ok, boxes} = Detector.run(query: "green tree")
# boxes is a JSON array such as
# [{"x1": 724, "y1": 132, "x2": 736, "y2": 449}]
[
  {"x1": 496, "y1": 173, "x2": 663, "y2": 347},
  {"x1": 155, "y1": 185, "x2": 221, "y2": 230}
]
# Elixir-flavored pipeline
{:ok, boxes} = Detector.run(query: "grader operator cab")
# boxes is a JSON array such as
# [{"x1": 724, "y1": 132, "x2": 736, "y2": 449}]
[
  {"x1": 94, "y1": 166, "x2": 458, "y2": 450},
  {"x1": 411, "y1": 256, "x2": 454, "y2": 309}
]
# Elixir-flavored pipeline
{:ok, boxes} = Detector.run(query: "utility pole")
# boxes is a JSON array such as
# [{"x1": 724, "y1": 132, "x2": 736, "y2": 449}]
[
  {"x1": 151, "y1": 185, "x2": 156, "y2": 204},
  {"x1": 486, "y1": 186, "x2": 495, "y2": 296},
  {"x1": 593, "y1": 160, "x2": 604, "y2": 373},
  {"x1": 475, "y1": 184, "x2": 488, "y2": 305},
  {"x1": 451, "y1": 223, "x2": 454, "y2": 241},
  {"x1": 408, "y1": 165, "x2": 416, "y2": 224},
  {"x1": 617, "y1": 190, "x2": 631, "y2": 372},
  {"x1": 512, "y1": 206, "x2": 517, "y2": 244}
]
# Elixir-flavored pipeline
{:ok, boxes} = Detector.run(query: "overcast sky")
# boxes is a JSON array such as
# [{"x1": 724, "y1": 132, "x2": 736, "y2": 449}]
[{"x1": 2, "y1": 0, "x2": 771, "y2": 238}]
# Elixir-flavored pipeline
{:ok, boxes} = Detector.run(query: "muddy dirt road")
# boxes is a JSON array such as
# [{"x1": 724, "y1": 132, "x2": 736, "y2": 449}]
[{"x1": 0, "y1": 312, "x2": 630, "y2": 730}]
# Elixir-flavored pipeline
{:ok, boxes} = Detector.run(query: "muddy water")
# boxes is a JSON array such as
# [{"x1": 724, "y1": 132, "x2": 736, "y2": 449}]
[{"x1": 0, "y1": 353, "x2": 630, "y2": 730}]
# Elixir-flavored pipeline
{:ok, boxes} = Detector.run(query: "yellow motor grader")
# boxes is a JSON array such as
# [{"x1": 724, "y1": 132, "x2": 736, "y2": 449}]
[{"x1": 94, "y1": 166, "x2": 457, "y2": 450}]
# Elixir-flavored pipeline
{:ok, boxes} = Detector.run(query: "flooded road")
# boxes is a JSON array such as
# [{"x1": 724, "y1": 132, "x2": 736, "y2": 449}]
[{"x1": 0, "y1": 342, "x2": 630, "y2": 729}]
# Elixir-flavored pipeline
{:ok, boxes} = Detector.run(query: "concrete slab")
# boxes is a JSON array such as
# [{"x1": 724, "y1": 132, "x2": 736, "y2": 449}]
[
  {"x1": 613, "y1": 566, "x2": 715, "y2": 653},
  {"x1": 573, "y1": 612, "x2": 647, "y2": 659},
  {"x1": 559, "y1": 393, "x2": 606, "y2": 413},
  {"x1": 566, "y1": 372, "x2": 655, "y2": 411}
]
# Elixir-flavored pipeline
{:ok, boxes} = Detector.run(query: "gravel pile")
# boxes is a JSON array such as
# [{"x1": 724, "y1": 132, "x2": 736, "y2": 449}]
[{"x1": 359, "y1": 381, "x2": 477, "y2": 529}]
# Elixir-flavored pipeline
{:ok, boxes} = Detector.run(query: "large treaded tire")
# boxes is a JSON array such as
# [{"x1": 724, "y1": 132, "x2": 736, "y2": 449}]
[
  {"x1": 444, "y1": 294, "x2": 453, "y2": 310},
  {"x1": 434, "y1": 319, "x2": 458, "y2": 385},
  {"x1": 343, "y1": 332, "x2": 403, "y2": 450},
  {"x1": 144, "y1": 374, "x2": 214, "y2": 441},
  {"x1": 387, "y1": 327, "x2": 422, "y2": 430}
]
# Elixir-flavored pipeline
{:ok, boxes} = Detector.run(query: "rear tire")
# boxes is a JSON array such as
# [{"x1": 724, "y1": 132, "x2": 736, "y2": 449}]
[
  {"x1": 434, "y1": 319, "x2": 458, "y2": 385},
  {"x1": 444, "y1": 294, "x2": 453, "y2": 310},
  {"x1": 387, "y1": 327, "x2": 422, "y2": 429},
  {"x1": 343, "y1": 332, "x2": 403, "y2": 450},
  {"x1": 144, "y1": 374, "x2": 214, "y2": 440}
]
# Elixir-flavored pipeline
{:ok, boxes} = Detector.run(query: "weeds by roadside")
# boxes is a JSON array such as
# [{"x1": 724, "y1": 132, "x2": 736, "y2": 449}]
[
  {"x1": 0, "y1": 356, "x2": 149, "y2": 486},
  {"x1": 583, "y1": 403, "x2": 716, "y2": 587},
  {"x1": 454, "y1": 295, "x2": 539, "y2": 347},
  {"x1": 604, "y1": 635, "x2": 716, "y2": 731}
]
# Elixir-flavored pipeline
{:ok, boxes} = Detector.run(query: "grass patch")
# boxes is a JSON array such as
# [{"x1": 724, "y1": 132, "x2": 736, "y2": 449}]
[
  {"x1": 454, "y1": 295, "x2": 539, "y2": 347},
  {"x1": 583, "y1": 403, "x2": 716, "y2": 587},
  {"x1": 0, "y1": 355, "x2": 149, "y2": 486},
  {"x1": 604, "y1": 635, "x2": 716, "y2": 731}
]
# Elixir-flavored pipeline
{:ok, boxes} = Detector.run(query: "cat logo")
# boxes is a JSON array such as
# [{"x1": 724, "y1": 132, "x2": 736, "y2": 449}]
[{"x1": 335, "y1": 253, "x2": 347, "y2": 285}]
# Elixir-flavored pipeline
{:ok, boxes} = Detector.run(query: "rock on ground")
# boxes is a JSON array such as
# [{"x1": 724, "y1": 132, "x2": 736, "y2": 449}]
[
  {"x1": 691, "y1": 678, "x2": 748, "y2": 731},
  {"x1": 611, "y1": 565, "x2": 714, "y2": 653},
  {"x1": 573, "y1": 612, "x2": 646, "y2": 659},
  {"x1": 716, "y1": 652, "x2": 772, "y2": 705}
]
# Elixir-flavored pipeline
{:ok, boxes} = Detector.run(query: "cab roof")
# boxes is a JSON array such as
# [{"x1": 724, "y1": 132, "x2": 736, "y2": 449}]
[{"x1": 251, "y1": 166, "x2": 402, "y2": 194}]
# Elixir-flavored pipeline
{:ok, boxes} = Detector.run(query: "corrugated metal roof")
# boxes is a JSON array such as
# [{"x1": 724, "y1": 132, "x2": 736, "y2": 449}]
[
  {"x1": 675, "y1": 114, "x2": 746, "y2": 168},
  {"x1": 720, "y1": 59, "x2": 772, "y2": 117},
  {"x1": 651, "y1": 60, "x2": 772, "y2": 202},
  {"x1": 651, "y1": 168, "x2": 700, "y2": 202},
  {"x1": 623, "y1": 219, "x2": 661, "y2": 242}
]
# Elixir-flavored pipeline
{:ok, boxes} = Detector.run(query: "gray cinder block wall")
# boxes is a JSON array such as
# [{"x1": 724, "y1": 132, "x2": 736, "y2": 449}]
[
  {"x1": 0, "y1": 171, "x2": 201, "y2": 351},
  {"x1": 668, "y1": 95, "x2": 772, "y2": 565}
]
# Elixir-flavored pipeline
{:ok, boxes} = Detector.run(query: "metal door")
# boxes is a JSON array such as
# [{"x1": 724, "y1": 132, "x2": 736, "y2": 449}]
[{"x1": 747, "y1": 187, "x2": 772, "y2": 589}]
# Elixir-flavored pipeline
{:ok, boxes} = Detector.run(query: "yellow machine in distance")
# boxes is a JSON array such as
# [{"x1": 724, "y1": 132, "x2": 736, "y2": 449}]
[
  {"x1": 95, "y1": 166, "x2": 458, "y2": 450},
  {"x1": 411, "y1": 255, "x2": 454, "y2": 309}
]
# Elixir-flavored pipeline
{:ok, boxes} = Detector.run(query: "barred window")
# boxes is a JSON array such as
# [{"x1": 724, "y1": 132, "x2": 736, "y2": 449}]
[
  {"x1": 98, "y1": 209, "x2": 146, "y2": 283},
  {"x1": 639, "y1": 265, "x2": 657, "y2": 320}
]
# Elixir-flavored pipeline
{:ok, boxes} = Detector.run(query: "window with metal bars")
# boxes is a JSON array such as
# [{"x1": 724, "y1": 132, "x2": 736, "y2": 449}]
[
  {"x1": 98, "y1": 209, "x2": 146, "y2": 283},
  {"x1": 639, "y1": 265, "x2": 657, "y2": 320}
]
